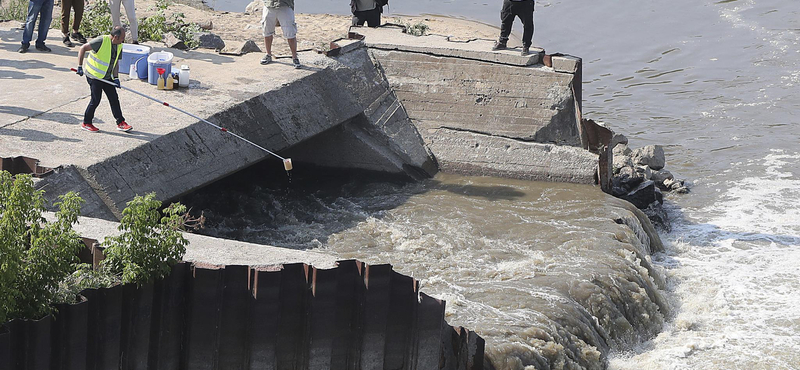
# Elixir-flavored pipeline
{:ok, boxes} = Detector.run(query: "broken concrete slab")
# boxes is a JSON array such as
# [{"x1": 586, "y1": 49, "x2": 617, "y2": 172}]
[
  {"x1": 422, "y1": 128, "x2": 598, "y2": 184},
  {"x1": 351, "y1": 26, "x2": 543, "y2": 66}
]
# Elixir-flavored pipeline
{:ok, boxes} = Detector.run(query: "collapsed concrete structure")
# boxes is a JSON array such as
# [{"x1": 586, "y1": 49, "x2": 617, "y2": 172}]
[{"x1": 1, "y1": 25, "x2": 603, "y2": 220}]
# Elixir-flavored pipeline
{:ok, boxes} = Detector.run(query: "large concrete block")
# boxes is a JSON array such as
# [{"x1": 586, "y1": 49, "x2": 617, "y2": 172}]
[
  {"x1": 422, "y1": 128, "x2": 598, "y2": 184},
  {"x1": 371, "y1": 49, "x2": 582, "y2": 146}
]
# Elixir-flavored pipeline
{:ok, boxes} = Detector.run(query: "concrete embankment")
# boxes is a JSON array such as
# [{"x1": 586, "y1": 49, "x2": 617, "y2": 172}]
[{"x1": 351, "y1": 27, "x2": 597, "y2": 184}]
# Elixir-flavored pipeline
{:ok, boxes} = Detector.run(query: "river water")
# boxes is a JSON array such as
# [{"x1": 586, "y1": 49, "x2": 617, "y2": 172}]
[{"x1": 189, "y1": 0, "x2": 800, "y2": 368}]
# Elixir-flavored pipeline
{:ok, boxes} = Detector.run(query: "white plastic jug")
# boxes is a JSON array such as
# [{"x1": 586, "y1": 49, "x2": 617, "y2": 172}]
[{"x1": 178, "y1": 65, "x2": 190, "y2": 88}]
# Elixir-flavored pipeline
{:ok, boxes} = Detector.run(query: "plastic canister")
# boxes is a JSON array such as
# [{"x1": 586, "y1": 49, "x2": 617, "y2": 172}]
[
  {"x1": 147, "y1": 51, "x2": 174, "y2": 85},
  {"x1": 178, "y1": 65, "x2": 190, "y2": 88},
  {"x1": 119, "y1": 44, "x2": 150, "y2": 80}
]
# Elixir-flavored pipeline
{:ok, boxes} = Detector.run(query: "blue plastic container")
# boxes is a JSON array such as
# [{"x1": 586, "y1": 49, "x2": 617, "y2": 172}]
[
  {"x1": 119, "y1": 44, "x2": 150, "y2": 80},
  {"x1": 147, "y1": 51, "x2": 174, "y2": 85}
]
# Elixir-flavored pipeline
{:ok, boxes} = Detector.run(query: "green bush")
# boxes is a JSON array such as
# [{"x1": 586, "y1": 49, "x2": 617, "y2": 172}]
[
  {"x1": 1, "y1": 171, "x2": 195, "y2": 321},
  {"x1": 79, "y1": 0, "x2": 114, "y2": 39},
  {"x1": 101, "y1": 193, "x2": 189, "y2": 285},
  {"x1": 0, "y1": 171, "x2": 84, "y2": 322},
  {"x1": 0, "y1": 0, "x2": 26, "y2": 22},
  {"x1": 138, "y1": 0, "x2": 201, "y2": 48},
  {"x1": 404, "y1": 21, "x2": 429, "y2": 36}
]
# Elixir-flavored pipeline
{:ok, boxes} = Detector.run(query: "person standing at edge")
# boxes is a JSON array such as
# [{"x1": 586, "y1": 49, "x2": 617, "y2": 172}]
[
  {"x1": 18, "y1": 0, "x2": 54, "y2": 53},
  {"x1": 60, "y1": 0, "x2": 87, "y2": 47},
  {"x1": 492, "y1": 0, "x2": 535, "y2": 56},
  {"x1": 350, "y1": 0, "x2": 383, "y2": 27},
  {"x1": 75, "y1": 26, "x2": 133, "y2": 133},
  {"x1": 260, "y1": 0, "x2": 301, "y2": 68},
  {"x1": 109, "y1": 0, "x2": 139, "y2": 44}
]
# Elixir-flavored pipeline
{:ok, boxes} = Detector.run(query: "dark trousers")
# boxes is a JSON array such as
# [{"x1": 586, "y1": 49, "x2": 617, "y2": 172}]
[
  {"x1": 84, "y1": 77, "x2": 125, "y2": 125},
  {"x1": 60, "y1": 0, "x2": 84, "y2": 36},
  {"x1": 21, "y1": 0, "x2": 53, "y2": 46},
  {"x1": 499, "y1": 0, "x2": 534, "y2": 48},
  {"x1": 352, "y1": 8, "x2": 381, "y2": 27}
]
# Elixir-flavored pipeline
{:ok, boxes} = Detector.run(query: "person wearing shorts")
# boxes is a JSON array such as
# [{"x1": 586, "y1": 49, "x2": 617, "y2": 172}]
[{"x1": 261, "y1": 0, "x2": 300, "y2": 68}]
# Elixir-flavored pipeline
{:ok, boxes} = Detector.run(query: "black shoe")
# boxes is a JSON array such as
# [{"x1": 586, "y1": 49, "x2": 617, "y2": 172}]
[
  {"x1": 492, "y1": 41, "x2": 507, "y2": 51},
  {"x1": 71, "y1": 32, "x2": 87, "y2": 44},
  {"x1": 521, "y1": 46, "x2": 530, "y2": 56},
  {"x1": 132, "y1": 40, "x2": 139, "y2": 45},
  {"x1": 18, "y1": 44, "x2": 29, "y2": 53},
  {"x1": 35, "y1": 44, "x2": 51, "y2": 52},
  {"x1": 62, "y1": 36, "x2": 74, "y2": 47}
]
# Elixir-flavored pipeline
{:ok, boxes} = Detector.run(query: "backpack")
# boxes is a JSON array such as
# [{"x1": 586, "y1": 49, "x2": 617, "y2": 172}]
[{"x1": 377, "y1": 0, "x2": 388, "y2": 7}]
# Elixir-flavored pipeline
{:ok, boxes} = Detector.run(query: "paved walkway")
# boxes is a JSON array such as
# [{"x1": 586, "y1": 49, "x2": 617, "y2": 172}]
[{"x1": 0, "y1": 22, "x2": 316, "y2": 169}]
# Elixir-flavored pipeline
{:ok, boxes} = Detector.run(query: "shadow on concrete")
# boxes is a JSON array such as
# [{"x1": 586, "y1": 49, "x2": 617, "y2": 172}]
[
  {"x1": 0, "y1": 57, "x2": 57, "y2": 70},
  {"x1": 170, "y1": 48, "x2": 237, "y2": 66},
  {"x1": 0, "y1": 127, "x2": 81, "y2": 142},
  {"x1": 0, "y1": 69, "x2": 44, "y2": 79},
  {"x1": 0, "y1": 106, "x2": 83, "y2": 125}
]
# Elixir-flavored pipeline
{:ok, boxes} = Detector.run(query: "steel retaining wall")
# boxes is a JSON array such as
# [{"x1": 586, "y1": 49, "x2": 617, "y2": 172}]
[{"x1": 0, "y1": 261, "x2": 484, "y2": 370}]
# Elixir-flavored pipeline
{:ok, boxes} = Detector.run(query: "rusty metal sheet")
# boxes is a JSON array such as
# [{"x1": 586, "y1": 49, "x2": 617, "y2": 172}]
[
  {"x1": 248, "y1": 269, "x2": 283, "y2": 370},
  {"x1": 148, "y1": 262, "x2": 188, "y2": 370},
  {"x1": 51, "y1": 297, "x2": 89, "y2": 370},
  {"x1": 218, "y1": 265, "x2": 250, "y2": 370},
  {"x1": 0, "y1": 156, "x2": 53, "y2": 178},
  {"x1": 183, "y1": 266, "x2": 223, "y2": 370},
  {"x1": 330, "y1": 260, "x2": 365, "y2": 370},
  {"x1": 275, "y1": 263, "x2": 310, "y2": 370},
  {"x1": 120, "y1": 283, "x2": 154, "y2": 370},
  {"x1": 85, "y1": 285, "x2": 123, "y2": 370}
]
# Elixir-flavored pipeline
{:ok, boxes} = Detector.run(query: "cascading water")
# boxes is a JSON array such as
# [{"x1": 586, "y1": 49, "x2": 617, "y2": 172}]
[{"x1": 193, "y1": 0, "x2": 800, "y2": 368}]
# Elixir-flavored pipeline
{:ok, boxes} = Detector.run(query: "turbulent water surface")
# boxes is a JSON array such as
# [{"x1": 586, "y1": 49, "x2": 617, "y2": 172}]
[{"x1": 188, "y1": 0, "x2": 800, "y2": 368}]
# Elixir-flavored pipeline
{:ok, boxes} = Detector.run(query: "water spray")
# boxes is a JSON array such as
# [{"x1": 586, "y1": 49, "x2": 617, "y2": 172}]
[{"x1": 70, "y1": 68, "x2": 293, "y2": 172}]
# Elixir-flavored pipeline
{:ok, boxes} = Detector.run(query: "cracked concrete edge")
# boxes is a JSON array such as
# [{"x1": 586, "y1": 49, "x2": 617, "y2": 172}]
[{"x1": 422, "y1": 127, "x2": 598, "y2": 184}]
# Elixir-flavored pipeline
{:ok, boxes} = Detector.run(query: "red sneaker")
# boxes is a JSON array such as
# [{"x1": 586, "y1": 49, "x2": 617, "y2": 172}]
[
  {"x1": 117, "y1": 121, "x2": 133, "y2": 132},
  {"x1": 81, "y1": 123, "x2": 99, "y2": 132}
]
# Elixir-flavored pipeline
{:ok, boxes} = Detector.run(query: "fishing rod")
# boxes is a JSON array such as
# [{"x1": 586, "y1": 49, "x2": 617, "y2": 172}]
[{"x1": 70, "y1": 68, "x2": 293, "y2": 172}]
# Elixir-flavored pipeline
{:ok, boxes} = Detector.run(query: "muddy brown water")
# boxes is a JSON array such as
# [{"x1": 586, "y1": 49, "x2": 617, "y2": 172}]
[{"x1": 191, "y1": 0, "x2": 800, "y2": 368}]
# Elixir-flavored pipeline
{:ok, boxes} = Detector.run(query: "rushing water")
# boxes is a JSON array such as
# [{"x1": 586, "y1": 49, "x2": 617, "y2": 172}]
[{"x1": 189, "y1": 0, "x2": 800, "y2": 368}]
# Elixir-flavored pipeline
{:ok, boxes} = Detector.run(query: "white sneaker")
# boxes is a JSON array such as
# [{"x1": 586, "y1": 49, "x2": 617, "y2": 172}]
[{"x1": 293, "y1": 58, "x2": 301, "y2": 69}]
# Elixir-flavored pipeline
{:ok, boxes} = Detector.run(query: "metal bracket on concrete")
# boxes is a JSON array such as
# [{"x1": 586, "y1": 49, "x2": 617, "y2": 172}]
[{"x1": 0, "y1": 156, "x2": 53, "y2": 177}]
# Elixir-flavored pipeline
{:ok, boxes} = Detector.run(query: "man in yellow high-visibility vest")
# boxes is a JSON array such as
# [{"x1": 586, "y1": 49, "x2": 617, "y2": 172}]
[{"x1": 75, "y1": 26, "x2": 133, "y2": 132}]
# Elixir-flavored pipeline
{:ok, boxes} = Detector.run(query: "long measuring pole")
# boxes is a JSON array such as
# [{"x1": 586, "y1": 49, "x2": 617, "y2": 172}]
[{"x1": 71, "y1": 68, "x2": 293, "y2": 171}]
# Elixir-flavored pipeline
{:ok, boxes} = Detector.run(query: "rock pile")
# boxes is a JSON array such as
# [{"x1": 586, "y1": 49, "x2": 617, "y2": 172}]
[{"x1": 610, "y1": 135, "x2": 688, "y2": 231}]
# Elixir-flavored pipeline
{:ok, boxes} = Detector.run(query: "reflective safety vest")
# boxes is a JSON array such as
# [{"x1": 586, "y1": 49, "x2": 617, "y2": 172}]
[{"x1": 84, "y1": 35, "x2": 121, "y2": 80}]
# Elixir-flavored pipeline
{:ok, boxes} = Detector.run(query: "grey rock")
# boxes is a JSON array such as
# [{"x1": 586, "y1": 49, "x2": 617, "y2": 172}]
[
  {"x1": 244, "y1": 0, "x2": 262, "y2": 14},
  {"x1": 643, "y1": 202, "x2": 671, "y2": 232},
  {"x1": 198, "y1": 20, "x2": 213, "y2": 30},
  {"x1": 194, "y1": 32, "x2": 226, "y2": 50},
  {"x1": 651, "y1": 169, "x2": 674, "y2": 188},
  {"x1": 219, "y1": 40, "x2": 262, "y2": 55},
  {"x1": 163, "y1": 32, "x2": 187, "y2": 50},
  {"x1": 636, "y1": 165, "x2": 652, "y2": 180},
  {"x1": 633, "y1": 144, "x2": 666, "y2": 170},
  {"x1": 612, "y1": 143, "x2": 633, "y2": 173},
  {"x1": 622, "y1": 180, "x2": 658, "y2": 209}
]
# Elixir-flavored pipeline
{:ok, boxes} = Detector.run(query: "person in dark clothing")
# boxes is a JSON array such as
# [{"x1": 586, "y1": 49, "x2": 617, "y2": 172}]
[
  {"x1": 350, "y1": 0, "x2": 382, "y2": 27},
  {"x1": 492, "y1": 0, "x2": 535, "y2": 56}
]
